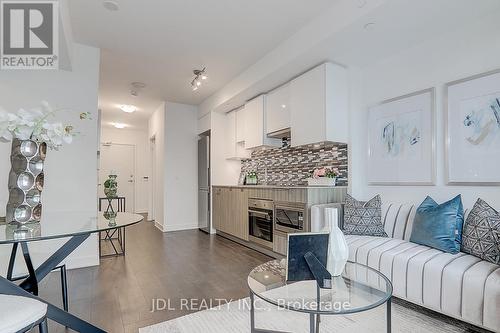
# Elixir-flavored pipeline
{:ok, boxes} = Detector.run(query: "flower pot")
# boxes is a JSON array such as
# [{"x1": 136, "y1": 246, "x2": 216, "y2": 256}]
[
  {"x1": 6, "y1": 139, "x2": 46, "y2": 224},
  {"x1": 307, "y1": 177, "x2": 336, "y2": 186}
]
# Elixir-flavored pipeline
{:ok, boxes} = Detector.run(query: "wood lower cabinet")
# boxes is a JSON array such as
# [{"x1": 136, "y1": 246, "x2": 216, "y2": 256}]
[
  {"x1": 228, "y1": 187, "x2": 249, "y2": 241},
  {"x1": 213, "y1": 186, "x2": 347, "y2": 255},
  {"x1": 212, "y1": 187, "x2": 225, "y2": 231},
  {"x1": 212, "y1": 187, "x2": 248, "y2": 241},
  {"x1": 273, "y1": 231, "x2": 287, "y2": 255}
]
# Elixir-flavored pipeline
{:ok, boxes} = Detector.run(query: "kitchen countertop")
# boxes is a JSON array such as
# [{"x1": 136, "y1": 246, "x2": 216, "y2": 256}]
[{"x1": 212, "y1": 185, "x2": 348, "y2": 189}]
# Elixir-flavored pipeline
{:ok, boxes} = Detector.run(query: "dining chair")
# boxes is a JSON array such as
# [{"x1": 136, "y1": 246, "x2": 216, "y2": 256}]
[{"x1": 0, "y1": 294, "x2": 48, "y2": 333}]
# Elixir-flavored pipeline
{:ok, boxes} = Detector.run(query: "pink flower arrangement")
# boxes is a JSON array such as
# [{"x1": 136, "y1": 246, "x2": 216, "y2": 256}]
[{"x1": 312, "y1": 167, "x2": 339, "y2": 179}]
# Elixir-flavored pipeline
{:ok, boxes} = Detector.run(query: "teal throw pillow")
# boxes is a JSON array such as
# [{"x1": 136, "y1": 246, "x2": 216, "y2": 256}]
[{"x1": 410, "y1": 195, "x2": 464, "y2": 254}]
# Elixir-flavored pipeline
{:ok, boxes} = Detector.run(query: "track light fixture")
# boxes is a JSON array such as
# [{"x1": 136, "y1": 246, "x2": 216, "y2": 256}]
[{"x1": 191, "y1": 68, "x2": 208, "y2": 91}]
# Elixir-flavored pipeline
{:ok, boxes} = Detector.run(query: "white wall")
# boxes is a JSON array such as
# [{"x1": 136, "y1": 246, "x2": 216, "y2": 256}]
[
  {"x1": 0, "y1": 43, "x2": 100, "y2": 273},
  {"x1": 148, "y1": 102, "x2": 199, "y2": 232},
  {"x1": 197, "y1": 112, "x2": 211, "y2": 134},
  {"x1": 164, "y1": 102, "x2": 199, "y2": 231},
  {"x1": 148, "y1": 103, "x2": 166, "y2": 230},
  {"x1": 350, "y1": 13, "x2": 500, "y2": 209},
  {"x1": 100, "y1": 127, "x2": 150, "y2": 213}
]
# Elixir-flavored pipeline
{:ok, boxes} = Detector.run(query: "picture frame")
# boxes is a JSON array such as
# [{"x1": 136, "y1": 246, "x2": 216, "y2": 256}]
[
  {"x1": 445, "y1": 69, "x2": 500, "y2": 185},
  {"x1": 286, "y1": 232, "x2": 329, "y2": 282},
  {"x1": 367, "y1": 88, "x2": 436, "y2": 185}
]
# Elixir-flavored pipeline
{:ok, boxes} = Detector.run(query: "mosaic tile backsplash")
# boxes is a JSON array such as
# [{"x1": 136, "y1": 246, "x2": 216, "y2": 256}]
[{"x1": 240, "y1": 142, "x2": 348, "y2": 186}]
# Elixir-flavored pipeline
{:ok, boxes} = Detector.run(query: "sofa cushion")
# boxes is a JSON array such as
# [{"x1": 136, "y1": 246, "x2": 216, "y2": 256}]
[
  {"x1": 461, "y1": 198, "x2": 500, "y2": 264},
  {"x1": 343, "y1": 194, "x2": 388, "y2": 237},
  {"x1": 410, "y1": 195, "x2": 464, "y2": 254}
]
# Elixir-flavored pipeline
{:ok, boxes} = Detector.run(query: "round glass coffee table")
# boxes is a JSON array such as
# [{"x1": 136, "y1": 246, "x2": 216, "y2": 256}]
[{"x1": 248, "y1": 260, "x2": 393, "y2": 333}]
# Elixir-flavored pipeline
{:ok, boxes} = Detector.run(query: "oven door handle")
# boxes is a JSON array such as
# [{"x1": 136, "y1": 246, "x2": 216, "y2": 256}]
[
  {"x1": 275, "y1": 206, "x2": 304, "y2": 213},
  {"x1": 248, "y1": 210, "x2": 271, "y2": 220}
]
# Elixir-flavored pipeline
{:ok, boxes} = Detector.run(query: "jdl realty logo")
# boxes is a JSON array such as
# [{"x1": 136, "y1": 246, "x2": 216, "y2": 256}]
[{"x1": 1, "y1": 0, "x2": 58, "y2": 69}]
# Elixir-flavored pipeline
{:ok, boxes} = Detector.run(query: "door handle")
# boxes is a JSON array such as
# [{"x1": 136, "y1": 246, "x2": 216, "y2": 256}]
[{"x1": 248, "y1": 210, "x2": 271, "y2": 219}]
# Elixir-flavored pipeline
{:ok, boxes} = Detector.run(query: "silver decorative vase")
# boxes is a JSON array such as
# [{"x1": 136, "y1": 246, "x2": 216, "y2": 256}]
[{"x1": 6, "y1": 139, "x2": 46, "y2": 224}]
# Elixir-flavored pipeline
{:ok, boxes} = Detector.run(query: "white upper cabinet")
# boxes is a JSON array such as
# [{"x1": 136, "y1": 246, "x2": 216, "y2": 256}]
[
  {"x1": 265, "y1": 83, "x2": 291, "y2": 135},
  {"x1": 235, "y1": 107, "x2": 246, "y2": 143},
  {"x1": 244, "y1": 95, "x2": 281, "y2": 149},
  {"x1": 290, "y1": 63, "x2": 348, "y2": 147},
  {"x1": 226, "y1": 109, "x2": 250, "y2": 160}
]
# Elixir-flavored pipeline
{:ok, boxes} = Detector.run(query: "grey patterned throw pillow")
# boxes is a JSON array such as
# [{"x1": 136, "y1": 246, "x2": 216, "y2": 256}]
[
  {"x1": 343, "y1": 194, "x2": 388, "y2": 237},
  {"x1": 461, "y1": 198, "x2": 500, "y2": 264}
]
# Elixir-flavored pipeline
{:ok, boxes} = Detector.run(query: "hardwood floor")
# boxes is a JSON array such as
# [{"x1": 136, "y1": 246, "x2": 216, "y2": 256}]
[{"x1": 36, "y1": 220, "x2": 271, "y2": 333}]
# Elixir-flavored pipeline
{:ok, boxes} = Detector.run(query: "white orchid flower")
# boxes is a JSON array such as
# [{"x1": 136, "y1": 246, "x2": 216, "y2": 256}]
[
  {"x1": 14, "y1": 125, "x2": 34, "y2": 140},
  {"x1": 0, "y1": 110, "x2": 17, "y2": 141},
  {"x1": 16, "y1": 108, "x2": 40, "y2": 126},
  {"x1": 0, "y1": 102, "x2": 86, "y2": 149}
]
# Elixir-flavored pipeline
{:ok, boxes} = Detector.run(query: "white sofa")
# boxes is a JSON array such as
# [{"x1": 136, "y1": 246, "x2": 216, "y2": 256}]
[{"x1": 311, "y1": 202, "x2": 500, "y2": 332}]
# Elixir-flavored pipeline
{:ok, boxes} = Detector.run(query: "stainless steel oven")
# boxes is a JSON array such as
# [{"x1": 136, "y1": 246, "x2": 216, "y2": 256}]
[
  {"x1": 274, "y1": 201, "x2": 307, "y2": 234},
  {"x1": 248, "y1": 198, "x2": 273, "y2": 249}
]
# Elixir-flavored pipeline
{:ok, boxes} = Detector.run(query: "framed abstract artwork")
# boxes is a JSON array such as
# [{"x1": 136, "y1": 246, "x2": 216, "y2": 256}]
[
  {"x1": 446, "y1": 69, "x2": 500, "y2": 185},
  {"x1": 368, "y1": 88, "x2": 435, "y2": 185}
]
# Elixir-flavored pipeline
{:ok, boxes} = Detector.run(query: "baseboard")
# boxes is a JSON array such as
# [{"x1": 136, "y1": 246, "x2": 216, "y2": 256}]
[
  {"x1": 164, "y1": 222, "x2": 199, "y2": 232},
  {"x1": 65, "y1": 255, "x2": 99, "y2": 270},
  {"x1": 216, "y1": 231, "x2": 281, "y2": 259},
  {"x1": 154, "y1": 220, "x2": 164, "y2": 231}
]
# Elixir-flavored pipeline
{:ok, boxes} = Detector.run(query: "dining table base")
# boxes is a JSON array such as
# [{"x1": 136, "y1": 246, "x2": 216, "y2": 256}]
[{"x1": 0, "y1": 233, "x2": 106, "y2": 333}]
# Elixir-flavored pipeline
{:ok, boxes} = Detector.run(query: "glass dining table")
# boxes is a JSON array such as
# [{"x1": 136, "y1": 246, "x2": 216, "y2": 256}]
[{"x1": 0, "y1": 211, "x2": 144, "y2": 333}]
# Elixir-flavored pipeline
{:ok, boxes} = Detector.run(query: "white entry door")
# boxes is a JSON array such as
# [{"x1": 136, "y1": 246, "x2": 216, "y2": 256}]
[{"x1": 99, "y1": 143, "x2": 135, "y2": 212}]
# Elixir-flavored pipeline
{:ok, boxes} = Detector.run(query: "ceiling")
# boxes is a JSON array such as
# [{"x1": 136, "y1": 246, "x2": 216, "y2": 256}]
[
  {"x1": 68, "y1": 0, "x2": 337, "y2": 129},
  {"x1": 199, "y1": 0, "x2": 500, "y2": 115}
]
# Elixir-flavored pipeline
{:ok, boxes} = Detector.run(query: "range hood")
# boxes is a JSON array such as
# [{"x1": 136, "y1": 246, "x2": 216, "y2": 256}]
[{"x1": 267, "y1": 128, "x2": 291, "y2": 140}]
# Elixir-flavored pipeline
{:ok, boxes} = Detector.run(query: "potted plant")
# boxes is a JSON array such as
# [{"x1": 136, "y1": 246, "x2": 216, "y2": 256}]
[
  {"x1": 307, "y1": 167, "x2": 339, "y2": 186},
  {"x1": 245, "y1": 171, "x2": 258, "y2": 185}
]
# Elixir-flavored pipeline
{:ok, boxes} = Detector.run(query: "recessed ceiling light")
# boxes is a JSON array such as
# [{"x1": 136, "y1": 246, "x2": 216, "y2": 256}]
[
  {"x1": 119, "y1": 104, "x2": 137, "y2": 113},
  {"x1": 281, "y1": 104, "x2": 287, "y2": 109},
  {"x1": 113, "y1": 123, "x2": 126, "y2": 129},
  {"x1": 103, "y1": 0, "x2": 119, "y2": 11},
  {"x1": 364, "y1": 22, "x2": 376, "y2": 31}
]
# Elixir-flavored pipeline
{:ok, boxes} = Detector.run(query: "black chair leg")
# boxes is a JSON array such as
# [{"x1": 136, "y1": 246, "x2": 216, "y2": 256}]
[
  {"x1": 60, "y1": 265, "x2": 68, "y2": 311},
  {"x1": 38, "y1": 318, "x2": 48, "y2": 333}
]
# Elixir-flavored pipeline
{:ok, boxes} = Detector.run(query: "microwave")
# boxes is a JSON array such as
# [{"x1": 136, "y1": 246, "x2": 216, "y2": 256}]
[{"x1": 274, "y1": 202, "x2": 307, "y2": 234}]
